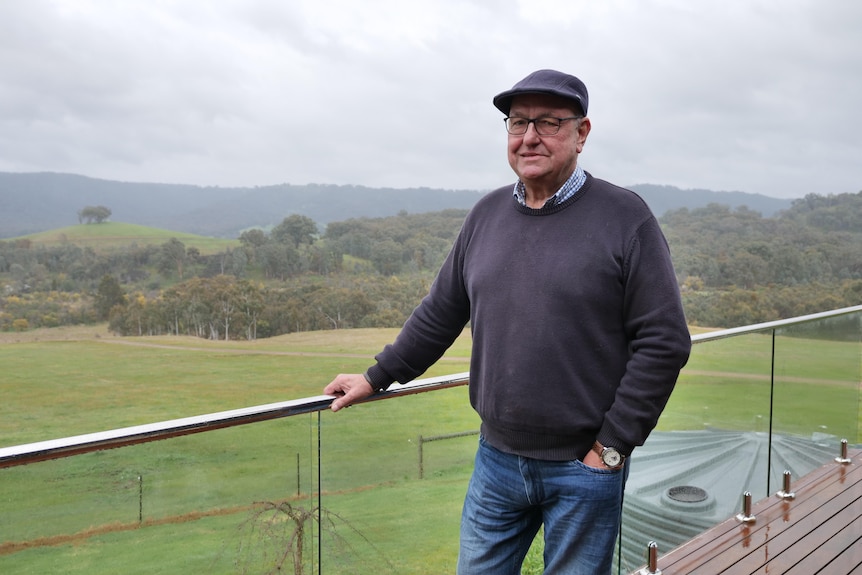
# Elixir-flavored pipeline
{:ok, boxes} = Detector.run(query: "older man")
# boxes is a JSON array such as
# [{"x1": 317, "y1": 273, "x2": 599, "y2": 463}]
[{"x1": 325, "y1": 69, "x2": 691, "y2": 574}]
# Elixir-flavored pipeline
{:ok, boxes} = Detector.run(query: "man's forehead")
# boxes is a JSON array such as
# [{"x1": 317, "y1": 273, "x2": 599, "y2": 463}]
[{"x1": 509, "y1": 93, "x2": 581, "y2": 115}]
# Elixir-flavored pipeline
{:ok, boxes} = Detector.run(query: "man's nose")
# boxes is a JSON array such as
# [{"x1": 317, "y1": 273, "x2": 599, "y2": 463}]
[{"x1": 522, "y1": 122, "x2": 542, "y2": 143}]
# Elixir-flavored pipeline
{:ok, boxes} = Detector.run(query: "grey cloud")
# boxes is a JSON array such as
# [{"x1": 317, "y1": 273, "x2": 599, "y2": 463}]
[{"x1": 0, "y1": 0, "x2": 858, "y2": 198}]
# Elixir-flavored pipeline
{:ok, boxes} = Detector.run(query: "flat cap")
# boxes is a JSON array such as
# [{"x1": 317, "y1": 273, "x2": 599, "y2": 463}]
[{"x1": 493, "y1": 69, "x2": 588, "y2": 116}]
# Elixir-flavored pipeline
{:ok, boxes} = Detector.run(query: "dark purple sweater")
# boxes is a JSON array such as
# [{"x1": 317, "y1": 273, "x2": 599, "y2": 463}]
[{"x1": 367, "y1": 174, "x2": 691, "y2": 461}]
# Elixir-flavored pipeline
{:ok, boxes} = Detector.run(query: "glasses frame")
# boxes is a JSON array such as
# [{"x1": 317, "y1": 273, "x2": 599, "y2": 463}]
[{"x1": 504, "y1": 115, "x2": 583, "y2": 136}]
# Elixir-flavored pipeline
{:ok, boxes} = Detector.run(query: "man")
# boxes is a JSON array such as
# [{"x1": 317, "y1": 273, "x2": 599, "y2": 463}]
[{"x1": 324, "y1": 69, "x2": 691, "y2": 574}]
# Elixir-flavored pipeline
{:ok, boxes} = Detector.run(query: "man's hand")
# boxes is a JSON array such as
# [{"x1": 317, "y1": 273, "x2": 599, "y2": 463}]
[
  {"x1": 582, "y1": 448, "x2": 607, "y2": 469},
  {"x1": 324, "y1": 373, "x2": 375, "y2": 412}
]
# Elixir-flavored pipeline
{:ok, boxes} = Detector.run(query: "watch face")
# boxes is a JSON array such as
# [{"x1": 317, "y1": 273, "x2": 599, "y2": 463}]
[{"x1": 602, "y1": 448, "x2": 622, "y2": 467}]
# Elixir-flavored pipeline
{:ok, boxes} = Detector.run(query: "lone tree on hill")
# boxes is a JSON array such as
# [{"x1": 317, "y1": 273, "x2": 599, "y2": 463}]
[{"x1": 78, "y1": 205, "x2": 112, "y2": 224}]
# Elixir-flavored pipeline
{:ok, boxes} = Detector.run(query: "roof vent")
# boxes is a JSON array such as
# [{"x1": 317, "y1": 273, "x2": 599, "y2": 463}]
[
  {"x1": 662, "y1": 485, "x2": 715, "y2": 512},
  {"x1": 667, "y1": 485, "x2": 708, "y2": 503}
]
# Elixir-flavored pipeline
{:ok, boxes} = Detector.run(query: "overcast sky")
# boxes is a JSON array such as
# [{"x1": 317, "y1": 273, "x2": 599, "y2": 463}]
[{"x1": 1, "y1": 0, "x2": 859, "y2": 199}]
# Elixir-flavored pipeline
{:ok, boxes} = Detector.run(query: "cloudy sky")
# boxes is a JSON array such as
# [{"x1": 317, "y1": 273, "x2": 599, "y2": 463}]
[{"x1": 1, "y1": 0, "x2": 859, "y2": 199}]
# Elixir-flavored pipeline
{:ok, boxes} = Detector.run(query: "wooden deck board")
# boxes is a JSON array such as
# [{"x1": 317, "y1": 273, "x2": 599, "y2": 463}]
[
  {"x1": 847, "y1": 558, "x2": 862, "y2": 575},
  {"x1": 703, "y1": 478, "x2": 861, "y2": 573},
  {"x1": 747, "y1": 502, "x2": 861, "y2": 574},
  {"x1": 631, "y1": 449, "x2": 861, "y2": 574},
  {"x1": 655, "y1": 456, "x2": 858, "y2": 569},
  {"x1": 783, "y1": 504, "x2": 861, "y2": 570}
]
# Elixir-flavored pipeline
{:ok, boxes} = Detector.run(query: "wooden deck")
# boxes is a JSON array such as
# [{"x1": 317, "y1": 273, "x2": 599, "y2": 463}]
[{"x1": 631, "y1": 448, "x2": 861, "y2": 574}]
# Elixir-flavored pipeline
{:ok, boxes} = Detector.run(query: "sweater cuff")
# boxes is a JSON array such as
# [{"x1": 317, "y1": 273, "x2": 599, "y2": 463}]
[
  {"x1": 595, "y1": 430, "x2": 633, "y2": 458},
  {"x1": 364, "y1": 364, "x2": 395, "y2": 392}
]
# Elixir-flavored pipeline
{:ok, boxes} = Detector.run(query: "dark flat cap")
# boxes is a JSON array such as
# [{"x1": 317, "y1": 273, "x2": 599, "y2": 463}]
[{"x1": 493, "y1": 69, "x2": 589, "y2": 116}]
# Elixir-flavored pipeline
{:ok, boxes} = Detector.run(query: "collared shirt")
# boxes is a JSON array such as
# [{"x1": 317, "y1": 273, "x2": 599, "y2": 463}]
[{"x1": 513, "y1": 164, "x2": 586, "y2": 208}]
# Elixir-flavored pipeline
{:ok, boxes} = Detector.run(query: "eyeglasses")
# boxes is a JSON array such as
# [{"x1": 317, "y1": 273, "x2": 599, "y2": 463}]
[{"x1": 504, "y1": 116, "x2": 582, "y2": 136}]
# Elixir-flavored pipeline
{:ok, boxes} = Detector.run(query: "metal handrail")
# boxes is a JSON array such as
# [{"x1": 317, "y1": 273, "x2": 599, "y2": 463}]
[
  {"x1": 2, "y1": 303, "x2": 860, "y2": 469},
  {"x1": 689, "y1": 304, "x2": 862, "y2": 343},
  {"x1": 0, "y1": 372, "x2": 469, "y2": 469}
]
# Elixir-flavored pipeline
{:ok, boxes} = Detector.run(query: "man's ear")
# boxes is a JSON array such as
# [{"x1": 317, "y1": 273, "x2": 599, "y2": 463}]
[{"x1": 576, "y1": 117, "x2": 591, "y2": 151}]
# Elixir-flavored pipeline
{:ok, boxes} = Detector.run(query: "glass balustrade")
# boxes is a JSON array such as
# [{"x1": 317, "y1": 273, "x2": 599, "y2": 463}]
[
  {"x1": 1, "y1": 307, "x2": 859, "y2": 574},
  {"x1": 317, "y1": 386, "x2": 479, "y2": 574},
  {"x1": 616, "y1": 310, "x2": 860, "y2": 573},
  {"x1": 0, "y1": 417, "x2": 319, "y2": 574}
]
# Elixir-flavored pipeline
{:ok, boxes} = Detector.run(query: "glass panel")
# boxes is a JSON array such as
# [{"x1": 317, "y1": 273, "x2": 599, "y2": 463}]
[
  {"x1": 771, "y1": 312, "x2": 861, "y2": 483},
  {"x1": 0, "y1": 416, "x2": 318, "y2": 574},
  {"x1": 319, "y1": 385, "x2": 478, "y2": 574},
  {"x1": 617, "y1": 332, "x2": 775, "y2": 573},
  {"x1": 3, "y1": 310, "x2": 858, "y2": 574}
]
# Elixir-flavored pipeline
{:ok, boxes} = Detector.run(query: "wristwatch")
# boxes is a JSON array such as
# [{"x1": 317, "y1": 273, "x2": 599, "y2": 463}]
[{"x1": 592, "y1": 441, "x2": 625, "y2": 469}]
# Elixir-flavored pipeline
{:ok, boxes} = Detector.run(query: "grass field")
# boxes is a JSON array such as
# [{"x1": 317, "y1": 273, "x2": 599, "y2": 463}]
[
  {"x1": 15, "y1": 221, "x2": 239, "y2": 254},
  {"x1": 0, "y1": 323, "x2": 858, "y2": 574},
  {"x1": 0, "y1": 325, "x2": 476, "y2": 573}
]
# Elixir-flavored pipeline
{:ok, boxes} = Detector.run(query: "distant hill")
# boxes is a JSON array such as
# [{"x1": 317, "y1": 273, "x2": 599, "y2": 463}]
[
  {"x1": 0, "y1": 172, "x2": 795, "y2": 239},
  {"x1": 624, "y1": 183, "x2": 793, "y2": 220}
]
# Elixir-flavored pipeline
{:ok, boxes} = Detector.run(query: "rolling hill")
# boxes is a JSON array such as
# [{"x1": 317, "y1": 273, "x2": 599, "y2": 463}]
[{"x1": 17, "y1": 222, "x2": 238, "y2": 254}]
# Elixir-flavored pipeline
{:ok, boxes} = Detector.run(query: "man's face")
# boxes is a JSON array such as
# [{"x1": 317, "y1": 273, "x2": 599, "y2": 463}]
[{"x1": 506, "y1": 94, "x2": 590, "y2": 194}]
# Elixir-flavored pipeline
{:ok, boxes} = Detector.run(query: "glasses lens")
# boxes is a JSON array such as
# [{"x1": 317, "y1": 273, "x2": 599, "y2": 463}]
[
  {"x1": 534, "y1": 119, "x2": 561, "y2": 135},
  {"x1": 505, "y1": 118, "x2": 528, "y2": 134}
]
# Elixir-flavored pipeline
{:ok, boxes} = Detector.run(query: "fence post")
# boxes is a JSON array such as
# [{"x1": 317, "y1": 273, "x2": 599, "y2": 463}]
[
  {"x1": 418, "y1": 435, "x2": 424, "y2": 480},
  {"x1": 138, "y1": 474, "x2": 143, "y2": 524}
]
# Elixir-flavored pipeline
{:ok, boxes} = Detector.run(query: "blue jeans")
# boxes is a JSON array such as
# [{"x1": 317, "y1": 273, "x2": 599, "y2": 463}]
[{"x1": 457, "y1": 436, "x2": 628, "y2": 575}]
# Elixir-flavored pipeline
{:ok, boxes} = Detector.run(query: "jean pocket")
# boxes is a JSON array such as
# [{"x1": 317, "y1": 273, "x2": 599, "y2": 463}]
[{"x1": 572, "y1": 458, "x2": 622, "y2": 475}]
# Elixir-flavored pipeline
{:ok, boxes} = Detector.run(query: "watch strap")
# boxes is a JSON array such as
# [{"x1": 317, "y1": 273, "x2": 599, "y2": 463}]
[{"x1": 592, "y1": 441, "x2": 625, "y2": 468}]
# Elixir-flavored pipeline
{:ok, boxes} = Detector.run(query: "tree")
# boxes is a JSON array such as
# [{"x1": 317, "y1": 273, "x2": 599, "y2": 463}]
[
  {"x1": 272, "y1": 215, "x2": 318, "y2": 248},
  {"x1": 235, "y1": 499, "x2": 395, "y2": 575},
  {"x1": 239, "y1": 228, "x2": 268, "y2": 245},
  {"x1": 238, "y1": 228, "x2": 269, "y2": 263},
  {"x1": 158, "y1": 238, "x2": 188, "y2": 280},
  {"x1": 303, "y1": 240, "x2": 342, "y2": 275},
  {"x1": 237, "y1": 280, "x2": 264, "y2": 340},
  {"x1": 370, "y1": 239, "x2": 403, "y2": 276},
  {"x1": 77, "y1": 205, "x2": 112, "y2": 224},
  {"x1": 228, "y1": 248, "x2": 248, "y2": 278},
  {"x1": 208, "y1": 275, "x2": 240, "y2": 340},
  {"x1": 311, "y1": 286, "x2": 375, "y2": 329},
  {"x1": 94, "y1": 274, "x2": 125, "y2": 320},
  {"x1": 260, "y1": 243, "x2": 302, "y2": 280}
]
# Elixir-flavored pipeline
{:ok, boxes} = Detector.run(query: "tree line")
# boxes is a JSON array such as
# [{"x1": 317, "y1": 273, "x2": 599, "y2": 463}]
[
  {"x1": 1, "y1": 192, "x2": 861, "y2": 336},
  {"x1": 662, "y1": 193, "x2": 862, "y2": 325}
]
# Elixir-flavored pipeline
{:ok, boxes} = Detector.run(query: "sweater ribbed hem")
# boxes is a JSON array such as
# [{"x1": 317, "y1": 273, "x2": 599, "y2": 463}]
[{"x1": 480, "y1": 421, "x2": 595, "y2": 462}]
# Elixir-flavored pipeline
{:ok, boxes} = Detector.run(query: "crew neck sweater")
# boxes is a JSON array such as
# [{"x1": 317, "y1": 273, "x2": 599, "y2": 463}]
[{"x1": 367, "y1": 174, "x2": 691, "y2": 461}]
